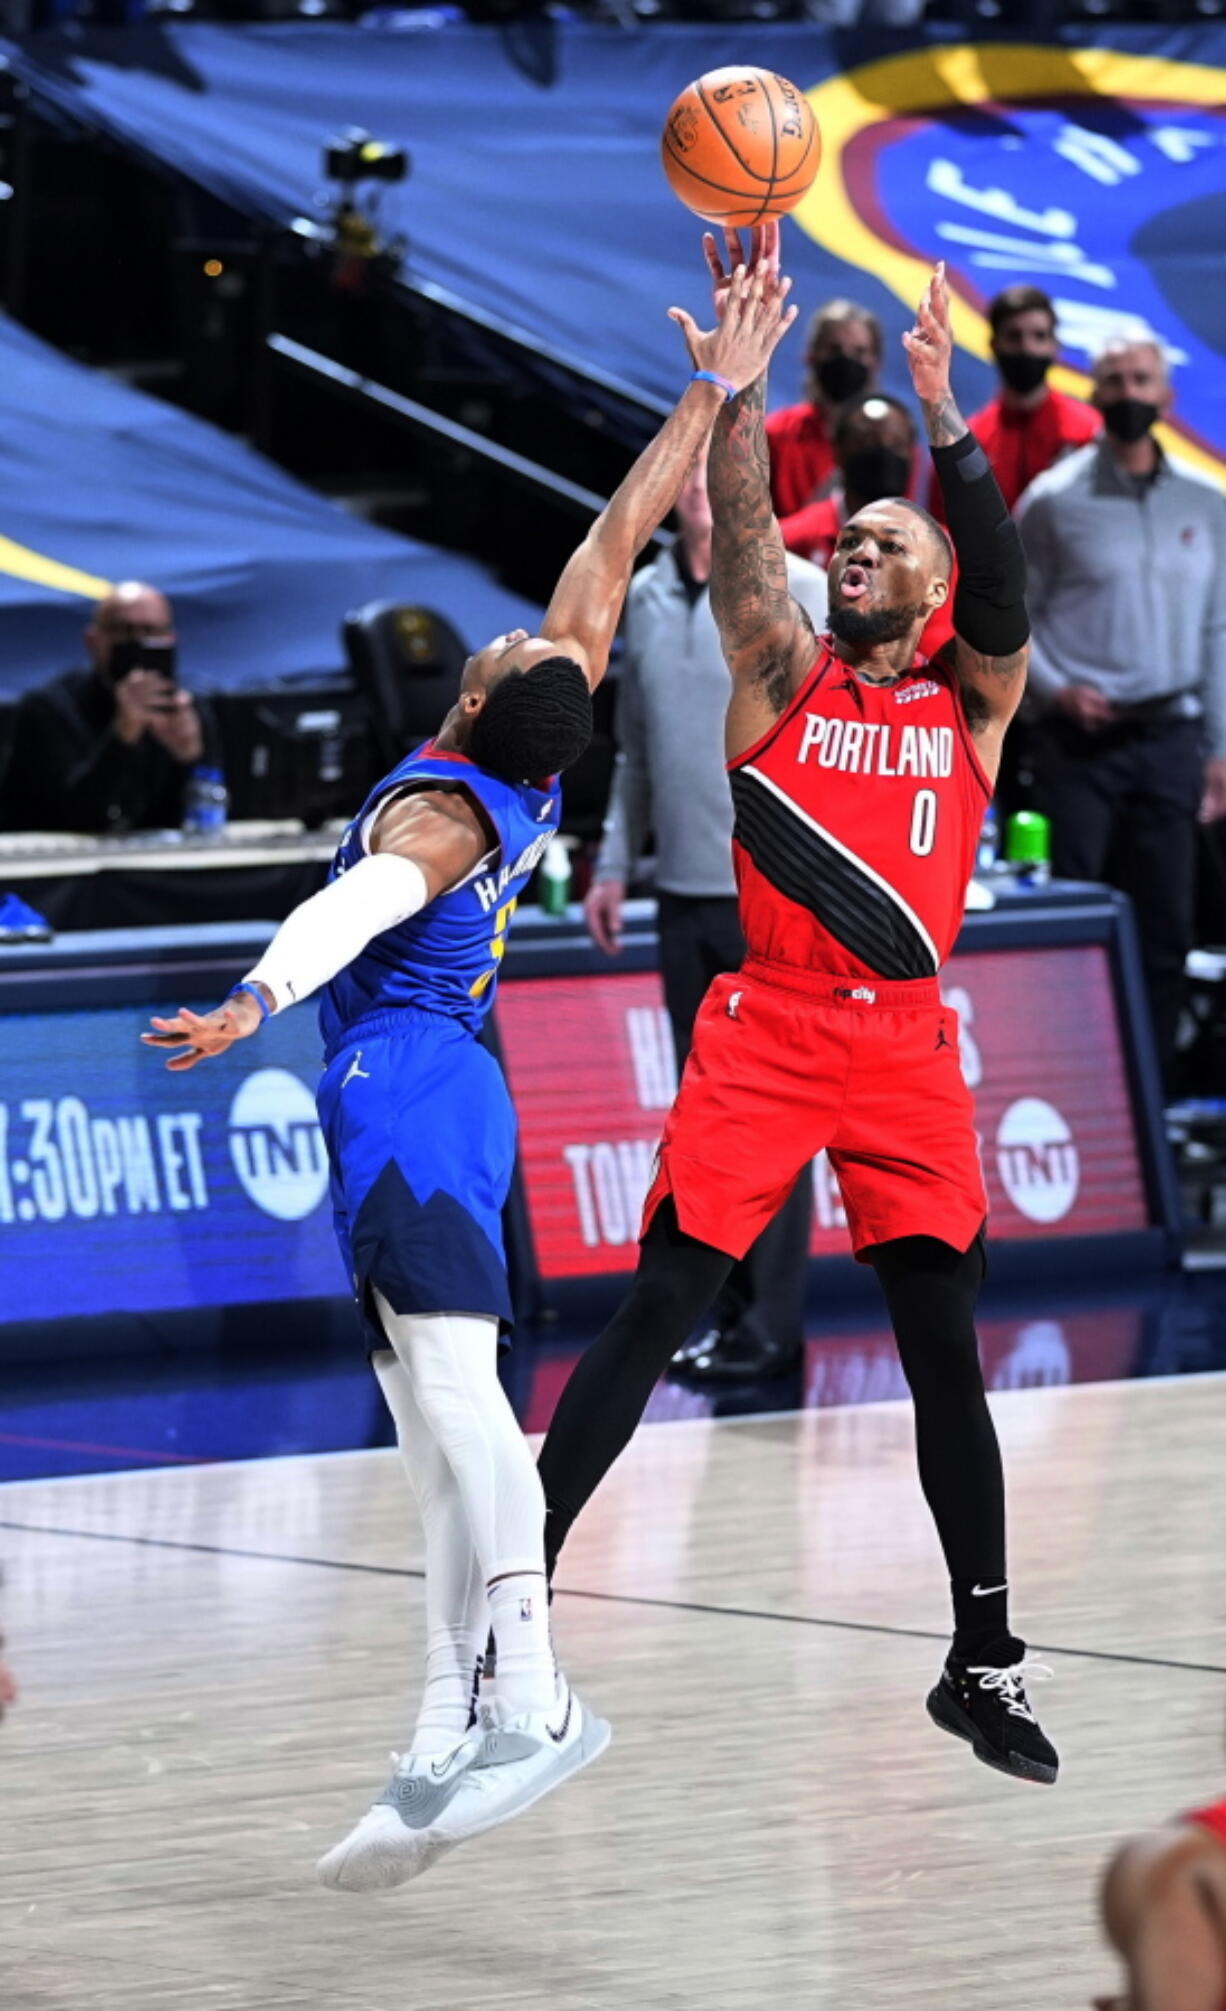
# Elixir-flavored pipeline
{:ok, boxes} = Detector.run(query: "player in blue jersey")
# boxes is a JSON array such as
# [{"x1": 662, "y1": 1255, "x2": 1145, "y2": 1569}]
[{"x1": 142, "y1": 266, "x2": 798, "y2": 1890}]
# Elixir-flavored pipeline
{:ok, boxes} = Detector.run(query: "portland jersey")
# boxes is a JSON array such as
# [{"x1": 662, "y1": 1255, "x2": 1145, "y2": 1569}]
[
  {"x1": 728, "y1": 640, "x2": 990, "y2": 982},
  {"x1": 319, "y1": 743, "x2": 558, "y2": 1054},
  {"x1": 1187, "y1": 1796, "x2": 1226, "y2": 1850}
]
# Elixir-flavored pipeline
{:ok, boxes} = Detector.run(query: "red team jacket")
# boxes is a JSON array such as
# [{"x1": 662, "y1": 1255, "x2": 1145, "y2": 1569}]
[
  {"x1": 928, "y1": 389, "x2": 1101, "y2": 521},
  {"x1": 727, "y1": 639, "x2": 990, "y2": 983}
]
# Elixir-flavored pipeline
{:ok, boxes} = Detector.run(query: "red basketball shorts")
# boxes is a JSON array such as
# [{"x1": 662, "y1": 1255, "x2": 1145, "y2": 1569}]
[{"x1": 642, "y1": 958, "x2": 987, "y2": 1261}]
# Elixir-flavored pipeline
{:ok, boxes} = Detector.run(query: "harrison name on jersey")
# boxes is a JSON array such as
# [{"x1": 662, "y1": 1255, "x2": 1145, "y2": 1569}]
[{"x1": 796, "y1": 712, "x2": 954, "y2": 781}]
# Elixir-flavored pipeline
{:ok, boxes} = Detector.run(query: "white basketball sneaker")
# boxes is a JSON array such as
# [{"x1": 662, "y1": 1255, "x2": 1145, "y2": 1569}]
[
  {"x1": 428, "y1": 1678, "x2": 611, "y2": 1848},
  {"x1": 316, "y1": 1729, "x2": 484, "y2": 1893}
]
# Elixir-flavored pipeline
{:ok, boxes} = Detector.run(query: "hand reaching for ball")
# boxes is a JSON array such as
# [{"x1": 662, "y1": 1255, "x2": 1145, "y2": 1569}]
[
  {"x1": 903, "y1": 261, "x2": 955, "y2": 406},
  {"x1": 668, "y1": 238, "x2": 798, "y2": 397},
  {"x1": 702, "y1": 222, "x2": 782, "y2": 322}
]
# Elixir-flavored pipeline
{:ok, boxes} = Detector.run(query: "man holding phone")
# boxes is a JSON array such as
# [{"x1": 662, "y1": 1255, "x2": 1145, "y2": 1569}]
[{"x1": 1, "y1": 581, "x2": 211, "y2": 833}]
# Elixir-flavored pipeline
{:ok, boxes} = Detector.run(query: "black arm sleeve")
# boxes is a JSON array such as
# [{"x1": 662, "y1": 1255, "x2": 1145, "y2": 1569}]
[{"x1": 930, "y1": 433, "x2": 1029, "y2": 657}]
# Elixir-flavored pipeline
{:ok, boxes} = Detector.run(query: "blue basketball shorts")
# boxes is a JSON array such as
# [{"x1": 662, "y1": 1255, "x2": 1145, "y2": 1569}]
[{"x1": 316, "y1": 1007, "x2": 517, "y2": 1345}]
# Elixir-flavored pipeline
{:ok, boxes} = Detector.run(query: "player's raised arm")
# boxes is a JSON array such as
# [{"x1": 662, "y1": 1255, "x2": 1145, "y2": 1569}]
[
  {"x1": 905, "y1": 263, "x2": 1030, "y2": 765},
  {"x1": 542, "y1": 255, "x2": 798, "y2": 692},
  {"x1": 140, "y1": 790, "x2": 487, "y2": 1070},
  {"x1": 699, "y1": 224, "x2": 819, "y2": 727}
]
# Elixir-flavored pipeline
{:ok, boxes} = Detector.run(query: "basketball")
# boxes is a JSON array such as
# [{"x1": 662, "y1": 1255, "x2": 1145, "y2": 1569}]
[{"x1": 661, "y1": 67, "x2": 820, "y2": 228}]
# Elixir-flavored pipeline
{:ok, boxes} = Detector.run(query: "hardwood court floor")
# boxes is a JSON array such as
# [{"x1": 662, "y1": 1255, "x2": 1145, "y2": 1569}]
[{"x1": 2, "y1": 1374, "x2": 1225, "y2": 2011}]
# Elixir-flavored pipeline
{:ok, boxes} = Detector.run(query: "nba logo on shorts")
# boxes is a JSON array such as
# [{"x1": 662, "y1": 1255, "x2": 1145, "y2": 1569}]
[{"x1": 520, "y1": 1597, "x2": 534, "y2": 1622}]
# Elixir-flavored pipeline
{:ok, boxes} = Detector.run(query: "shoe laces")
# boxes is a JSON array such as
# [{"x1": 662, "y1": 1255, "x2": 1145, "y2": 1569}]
[{"x1": 966, "y1": 1657, "x2": 1052, "y2": 1723}]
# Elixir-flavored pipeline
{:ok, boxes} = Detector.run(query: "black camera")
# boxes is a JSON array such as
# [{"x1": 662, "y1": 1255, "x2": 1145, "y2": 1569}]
[
  {"x1": 107, "y1": 639, "x2": 178, "y2": 686},
  {"x1": 324, "y1": 129, "x2": 409, "y2": 188}
]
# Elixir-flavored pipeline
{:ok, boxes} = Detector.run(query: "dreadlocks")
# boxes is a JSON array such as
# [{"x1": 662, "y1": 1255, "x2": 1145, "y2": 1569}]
[{"x1": 468, "y1": 656, "x2": 593, "y2": 783}]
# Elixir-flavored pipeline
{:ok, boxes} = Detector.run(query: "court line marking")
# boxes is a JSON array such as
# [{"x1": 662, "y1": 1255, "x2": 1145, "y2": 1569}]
[{"x1": 3, "y1": 1515, "x2": 1224, "y2": 1679}]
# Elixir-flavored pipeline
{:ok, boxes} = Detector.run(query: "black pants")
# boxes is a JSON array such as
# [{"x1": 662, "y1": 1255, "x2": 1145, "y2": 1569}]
[
  {"x1": 1030, "y1": 715, "x2": 1201, "y2": 1083},
  {"x1": 537, "y1": 1201, "x2": 1012, "y2": 1656},
  {"x1": 656, "y1": 891, "x2": 812, "y2": 1352}
]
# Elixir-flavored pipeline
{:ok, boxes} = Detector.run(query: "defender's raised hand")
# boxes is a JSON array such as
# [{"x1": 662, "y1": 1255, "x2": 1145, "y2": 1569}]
[
  {"x1": 702, "y1": 221, "x2": 780, "y2": 321},
  {"x1": 668, "y1": 253, "x2": 797, "y2": 397},
  {"x1": 903, "y1": 261, "x2": 955, "y2": 406}
]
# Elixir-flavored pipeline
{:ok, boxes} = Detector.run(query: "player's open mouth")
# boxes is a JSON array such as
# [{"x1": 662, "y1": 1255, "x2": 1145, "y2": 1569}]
[{"x1": 838, "y1": 566, "x2": 871, "y2": 602}]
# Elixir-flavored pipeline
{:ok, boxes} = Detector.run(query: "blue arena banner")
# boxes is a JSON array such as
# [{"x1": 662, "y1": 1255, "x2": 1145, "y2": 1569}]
[
  {"x1": 0, "y1": 1002, "x2": 343, "y2": 1321},
  {"x1": 0, "y1": 312, "x2": 540, "y2": 697},
  {"x1": 11, "y1": 23, "x2": 1224, "y2": 487}
]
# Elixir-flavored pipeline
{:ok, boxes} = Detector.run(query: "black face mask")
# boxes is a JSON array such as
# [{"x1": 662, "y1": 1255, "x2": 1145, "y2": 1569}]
[
  {"x1": 815, "y1": 354, "x2": 871, "y2": 404},
  {"x1": 996, "y1": 351, "x2": 1050, "y2": 397},
  {"x1": 1100, "y1": 397, "x2": 1160, "y2": 445},
  {"x1": 841, "y1": 447, "x2": 911, "y2": 505}
]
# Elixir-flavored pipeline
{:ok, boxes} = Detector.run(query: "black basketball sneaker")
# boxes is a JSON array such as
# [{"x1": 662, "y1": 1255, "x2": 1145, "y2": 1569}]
[{"x1": 927, "y1": 1652, "x2": 1058, "y2": 1784}]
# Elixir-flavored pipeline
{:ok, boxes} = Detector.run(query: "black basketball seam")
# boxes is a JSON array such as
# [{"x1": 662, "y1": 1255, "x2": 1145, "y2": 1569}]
[
  {"x1": 662, "y1": 137, "x2": 813, "y2": 206},
  {"x1": 753, "y1": 81, "x2": 781, "y2": 227},
  {"x1": 694, "y1": 77, "x2": 778, "y2": 186}
]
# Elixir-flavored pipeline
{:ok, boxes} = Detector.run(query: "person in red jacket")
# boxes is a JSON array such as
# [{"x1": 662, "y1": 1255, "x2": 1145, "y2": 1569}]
[
  {"x1": 930, "y1": 284, "x2": 1100, "y2": 523},
  {"x1": 1098, "y1": 1795, "x2": 1226, "y2": 2010},
  {"x1": 766, "y1": 298, "x2": 885, "y2": 518}
]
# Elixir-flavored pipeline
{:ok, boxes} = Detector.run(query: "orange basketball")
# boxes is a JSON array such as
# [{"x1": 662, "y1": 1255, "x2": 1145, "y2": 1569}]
[{"x1": 661, "y1": 67, "x2": 820, "y2": 228}]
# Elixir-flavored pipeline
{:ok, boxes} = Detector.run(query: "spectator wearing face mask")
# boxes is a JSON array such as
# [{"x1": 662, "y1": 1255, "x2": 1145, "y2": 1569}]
[
  {"x1": 930, "y1": 285, "x2": 1100, "y2": 525},
  {"x1": 1016, "y1": 339, "x2": 1226, "y2": 1083},
  {"x1": 777, "y1": 392, "x2": 918, "y2": 567},
  {"x1": 766, "y1": 299, "x2": 885, "y2": 519}
]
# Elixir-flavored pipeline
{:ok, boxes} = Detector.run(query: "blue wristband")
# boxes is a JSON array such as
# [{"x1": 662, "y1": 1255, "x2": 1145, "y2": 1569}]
[
  {"x1": 228, "y1": 981, "x2": 272, "y2": 1023},
  {"x1": 692, "y1": 370, "x2": 738, "y2": 403}
]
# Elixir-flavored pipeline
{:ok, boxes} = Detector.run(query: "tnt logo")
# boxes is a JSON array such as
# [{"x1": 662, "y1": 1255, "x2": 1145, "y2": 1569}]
[
  {"x1": 995, "y1": 1098, "x2": 1080, "y2": 1224},
  {"x1": 228, "y1": 1069, "x2": 329, "y2": 1222}
]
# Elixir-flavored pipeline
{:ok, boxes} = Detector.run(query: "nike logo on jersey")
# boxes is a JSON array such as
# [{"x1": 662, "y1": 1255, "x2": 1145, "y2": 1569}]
[
  {"x1": 342, "y1": 1052, "x2": 371, "y2": 1088},
  {"x1": 797, "y1": 714, "x2": 954, "y2": 780},
  {"x1": 971, "y1": 1582, "x2": 1008, "y2": 1598}
]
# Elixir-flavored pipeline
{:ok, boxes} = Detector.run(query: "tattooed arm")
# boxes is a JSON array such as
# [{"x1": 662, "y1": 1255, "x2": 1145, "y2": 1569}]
[
  {"x1": 904, "y1": 265, "x2": 1029, "y2": 770},
  {"x1": 708, "y1": 375, "x2": 816, "y2": 716},
  {"x1": 691, "y1": 226, "x2": 817, "y2": 747}
]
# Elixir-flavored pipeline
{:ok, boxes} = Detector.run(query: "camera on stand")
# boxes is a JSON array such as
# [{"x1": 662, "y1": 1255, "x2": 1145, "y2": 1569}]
[{"x1": 320, "y1": 127, "x2": 410, "y2": 286}]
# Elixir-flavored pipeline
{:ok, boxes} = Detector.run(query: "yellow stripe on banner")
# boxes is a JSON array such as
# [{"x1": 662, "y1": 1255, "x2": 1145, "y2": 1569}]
[
  {"x1": 0, "y1": 534, "x2": 112, "y2": 600},
  {"x1": 793, "y1": 45, "x2": 1226, "y2": 487}
]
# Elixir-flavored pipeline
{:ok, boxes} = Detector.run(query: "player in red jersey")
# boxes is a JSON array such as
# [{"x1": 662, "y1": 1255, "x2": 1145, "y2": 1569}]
[
  {"x1": 535, "y1": 228, "x2": 1058, "y2": 1786},
  {"x1": 1098, "y1": 1796, "x2": 1226, "y2": 2009}
]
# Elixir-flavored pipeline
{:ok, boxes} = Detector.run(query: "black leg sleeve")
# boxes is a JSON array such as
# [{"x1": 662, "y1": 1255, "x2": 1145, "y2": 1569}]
[
  {"x1": 537, "y1": 1200, "x2": 732, "y2": 1575},
  {"x1": 868, "y1": 1233, "x2": 1021, "y2": 1659}
]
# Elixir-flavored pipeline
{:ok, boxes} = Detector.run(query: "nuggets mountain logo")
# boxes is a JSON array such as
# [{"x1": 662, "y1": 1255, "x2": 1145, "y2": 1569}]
[{"x1": 794, "y1": 45, "x2": 1226, "y2": 487}]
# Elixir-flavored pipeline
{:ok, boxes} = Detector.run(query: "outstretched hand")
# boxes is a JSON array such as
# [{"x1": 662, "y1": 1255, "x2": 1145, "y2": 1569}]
[
  {"x1": 141, "y1": 993, "x2": 264, "y2": 1071},
  {"x1": 903, "y1": 261, "x2": 954, "y2": 404},
  {"x1": 701, "y1": 221, "x2": 781, "y2": 321},
  {"x1": 669, "y1": 237, "x2": 797, "y2": 397}
]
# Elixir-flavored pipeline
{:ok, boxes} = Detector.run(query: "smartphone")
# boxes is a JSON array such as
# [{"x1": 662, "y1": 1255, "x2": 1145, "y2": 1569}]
[{"x1": 108, "y1": 639, "x2": 178, "y2": 685}]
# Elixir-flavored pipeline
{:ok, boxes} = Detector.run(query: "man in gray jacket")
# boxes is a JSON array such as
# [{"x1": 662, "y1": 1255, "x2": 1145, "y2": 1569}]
[
  {"x1": 585, "y1": 445, "x2": 828, "y2": 1381},
  {"x1": 1016, "y1": 339, "x2": 1226, "y2": 1083}
]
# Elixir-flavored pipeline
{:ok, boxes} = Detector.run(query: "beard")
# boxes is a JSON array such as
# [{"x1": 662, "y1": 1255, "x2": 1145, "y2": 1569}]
[{"x1": 827, "y1": 598, "x2": 929, "y2": 646}]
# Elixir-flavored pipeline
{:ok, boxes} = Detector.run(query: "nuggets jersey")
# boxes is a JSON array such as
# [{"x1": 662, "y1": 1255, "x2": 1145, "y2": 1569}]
[
  {"x1": 728, "y1": 640, "x2": 990, "y2": 982},
  {"x1": 319, "y1": 742, "x2": 558, "y2": 1056}
]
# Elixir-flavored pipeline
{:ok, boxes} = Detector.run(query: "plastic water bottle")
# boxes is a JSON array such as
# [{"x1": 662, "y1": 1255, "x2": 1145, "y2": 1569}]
[
  {"x1": 183, "y1": 764, "x2": 228, "y2": 836},
  {"x1": 540, "y1": 837, "x2": 571, "y2": 917},
  {"x1": 1004, "y1": 809, "x2": 1051, "y2": 887},
  {"x1": 976, "y1": 802, "x2": 1001, "y2": 876}
]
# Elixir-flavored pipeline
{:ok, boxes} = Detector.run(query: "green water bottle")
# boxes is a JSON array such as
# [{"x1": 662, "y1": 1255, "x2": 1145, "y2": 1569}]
[
  {"x1": 1004, "y1": 810, "x2": 1051, "y2": 887},
  {"x1": 540, "y1": 836, "x2": 572, "y2": 917}
]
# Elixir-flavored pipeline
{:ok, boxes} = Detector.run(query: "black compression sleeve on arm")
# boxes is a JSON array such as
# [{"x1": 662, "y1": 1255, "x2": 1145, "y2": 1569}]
[{"x1": 930, "y1": 432, "x2": 1030, "y2": 657}]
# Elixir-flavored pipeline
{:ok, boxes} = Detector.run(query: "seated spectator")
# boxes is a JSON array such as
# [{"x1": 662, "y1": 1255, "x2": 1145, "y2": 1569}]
[
  {"x1": 1, "y1": 583, "x2": 212, "y2": 834},
  {"x1": 778, "y1": 392, "x2": 918, "y2": 567},
  {"x1": 766, "y1": 298, "x2": 885, "y2": 518},
  {"x1": 1099, "y1": 1793, "x2": 1226, "y2": 2009},
  {"x1": 930, "y1": 284, "x2": 1100, "y2": 522},
  {"x1": 1016, "y1": 339, "x2": 1226, "y2": 1085},
  {"x1": 778, "y1": 395, "x2": 955, "y2": 659}
]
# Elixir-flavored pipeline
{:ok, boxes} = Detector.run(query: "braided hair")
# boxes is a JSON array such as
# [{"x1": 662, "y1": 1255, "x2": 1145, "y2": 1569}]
[{"x1": 468, "y1": 656, "x2": 593, "y2": 783}]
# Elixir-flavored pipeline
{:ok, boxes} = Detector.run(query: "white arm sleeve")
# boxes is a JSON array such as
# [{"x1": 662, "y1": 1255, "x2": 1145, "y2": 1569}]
[{"x1": 243, "y1": 852, "x2": 430, "y2": 1013}]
